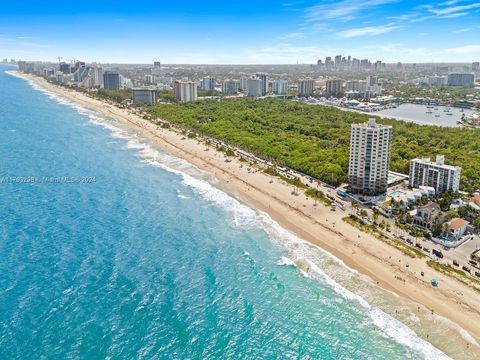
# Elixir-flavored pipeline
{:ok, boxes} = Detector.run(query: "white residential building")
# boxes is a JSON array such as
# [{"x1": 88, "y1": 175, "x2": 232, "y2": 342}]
[
  {"x1": 256, "y1": 73, "x2": 268, "y2": 95},
  {"x1": 201, "y1": 76, "x2": 216, "y2": 91},
  {"x1": 409, "y1": 155, "x2": 461, "y2": 194},
  {"x1": 222, "y1": 80, "x2": 240, "y2": 95},
  {"x1": 173, "y1": 80, "x2": 197, "y2": 102},
  {"x1": 272, "y1": 80, "x2": 288, "y2": 95},
  {"x1": 247, "y1": 78, "x2": 262, "y2": 97},
  {"x1": 297, "y1": 79, "x2": 315, "y2": 97},
  {"x1": 348, "y1": 119, "x2": 393, "y2": 195}
]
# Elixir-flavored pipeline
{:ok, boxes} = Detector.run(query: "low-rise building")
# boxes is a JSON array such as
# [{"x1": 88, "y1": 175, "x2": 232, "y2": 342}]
[
  {"x1": 413, "y1": 202, "x2": 441, "y2": 230},
  {"x1": 444, "y1": 218, "x2": 469, "y2": 240}
]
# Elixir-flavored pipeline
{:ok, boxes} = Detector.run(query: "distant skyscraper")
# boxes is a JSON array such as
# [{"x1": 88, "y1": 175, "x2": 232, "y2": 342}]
[
  {"x1": 152, "y1": 61, "x2": 161, "y2": 76},
  {"x1": 297, "y1": 79, "x2": 315, "y2": 97},
  {"x1": 348, "y1": 119, "x2": 392, "y2": 195},
  {"x1": 256, "y1": 73, "x2": 268, "y2": 95},
  {"x1": 447, "y1": 73, "x2": 475, "y2": 86},
  {"x1": 325, "y1": 79, "x2": 344, "y2": 97},
  {"x1": 173, "y1": 80, "x2": 197, "y2": 102},
  {"x1": 103, "y1": 71, "x2": 121, "y2": 90},
  {"x1": 247, "y1": 78, "x2": 262, "y2": 97},
  {"x1": 473, "y1": 62, "x2": 480, "y2": 72},
  {"x1": 59, "y1": 62, "x2": 71, "y2": 74},
  {"x1": 272, "y1": 80, "x2": 288, "y2": 95}
]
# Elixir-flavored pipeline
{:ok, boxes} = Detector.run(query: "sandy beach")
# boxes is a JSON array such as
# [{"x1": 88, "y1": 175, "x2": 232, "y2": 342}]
[{"x1": 9, "y1": 71, "x2": 480, "y2": 357}]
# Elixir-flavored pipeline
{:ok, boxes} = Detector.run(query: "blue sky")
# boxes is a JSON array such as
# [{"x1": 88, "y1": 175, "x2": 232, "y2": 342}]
[{"x1": 0, "y1": 0, "x2": 479, "y2": 64}]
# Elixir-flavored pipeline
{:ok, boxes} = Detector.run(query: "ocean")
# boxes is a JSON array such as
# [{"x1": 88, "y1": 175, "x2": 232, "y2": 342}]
[{"x1": 0, "y1": 65, "x2": 452, "y2": 359}]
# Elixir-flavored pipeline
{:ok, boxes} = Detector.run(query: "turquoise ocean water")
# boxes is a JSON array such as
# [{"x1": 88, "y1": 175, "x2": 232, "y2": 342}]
[{"x1": 0, "y1": 65, "x2": 450, "y2": 359}]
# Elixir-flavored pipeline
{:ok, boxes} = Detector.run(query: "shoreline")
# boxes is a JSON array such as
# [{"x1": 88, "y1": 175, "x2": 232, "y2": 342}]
[{"x1": 9, "y1": 71, "x2": 480, "y2": 356}]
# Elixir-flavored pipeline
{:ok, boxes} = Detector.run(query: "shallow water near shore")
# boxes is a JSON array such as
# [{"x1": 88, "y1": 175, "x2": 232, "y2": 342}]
[{"x1": 0, "y1": 65, "x2": 476, "y2": 358}]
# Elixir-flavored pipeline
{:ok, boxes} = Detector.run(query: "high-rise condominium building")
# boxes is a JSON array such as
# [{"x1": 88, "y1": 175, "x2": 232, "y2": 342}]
[
  {"x1": 201, "y1": 76, "x2": 215, "y2": 91},
  {"x1": 222, "y1": 80, "x2": 240, "y2": 95},
  {"x1": 173, "y1": 80, "x2": 197, "y2": 102},
  {"x1": 447, "y1": 73, "x2": 475, "y2": 87},
  {"x1": 256, "y1": 73, "x2": 268, "y2": 95},
  {"x1": 247, "y1": 78, "x2": 262, "y2": 97},
  {"x1": 91, "y1": 67, "x2": 104, "y2": 88},
  {"x1": 297, "y1": 79, "x2": 315, "y2": 97},
  {"x1": 103, "y1": 71, "x2": 121, "y2": 90},
  {"x1": 325, "y1": 79, "x2": 344, "y2": 97},
  {"x1": 409, "y1": 155, "x2": 461, "y2": 194},
  {"x1": 132, "y1": 88, "x2": 157, "y2": 105},
  {"x1": 272, "y1": 80, "x2": 288, "y2": 95},
  {"x1": 348, "y1": 119, "x2": 392, "y2": 196}
]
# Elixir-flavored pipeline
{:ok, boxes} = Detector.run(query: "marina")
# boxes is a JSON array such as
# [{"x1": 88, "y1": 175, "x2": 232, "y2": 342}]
[{"x1": 375, "y1": 103, "x2": 477, "y2": 127}]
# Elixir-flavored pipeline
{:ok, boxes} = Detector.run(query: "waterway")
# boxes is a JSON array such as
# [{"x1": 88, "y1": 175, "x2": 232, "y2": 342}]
[{"x1": 376, "y1": 103, "x2": 476, "y2": 127}]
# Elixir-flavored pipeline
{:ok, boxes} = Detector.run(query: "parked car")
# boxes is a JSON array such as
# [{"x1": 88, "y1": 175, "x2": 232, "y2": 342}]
[
  {"x1": 462, "y1": 266, "x2": 471, "y2": 273},
  {"x1": 453, "y1": 260, "x2": 459, "y2": 267},
  {"x1": 432, "y1": 249, "x2": 444, "y2": 258}
]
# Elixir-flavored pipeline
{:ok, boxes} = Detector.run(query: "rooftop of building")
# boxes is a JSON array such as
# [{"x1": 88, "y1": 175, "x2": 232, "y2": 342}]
[
  {"x1": 448, "y1": 218, "x2": 469, "y2": 230},
  {"x1": 351, "y1": 118, "x2": 392, "y2": 129},
  {"x1": 416, "y1": 202, "x2": 441, "y2": 213},
  {"x1": 410, "y1": 155, "x2": 460, "y2": 171}
]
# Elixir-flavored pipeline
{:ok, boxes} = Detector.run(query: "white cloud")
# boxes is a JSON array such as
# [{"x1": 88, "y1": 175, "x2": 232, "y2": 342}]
[
  {"x1": 278, "y1": 32, "x2": 305, "y2": 40},
  {"x1": 337, "y1": 24, "x2": 400, "y2": 38},
  {"x1": 438, "y1": 11, "x2": 469, "y2": 17},
  {"x1": 306, "y1": 0, "x2": 396, "y2": 21},
  {"x1": 446, "y1": 44, "x2": 480, "y2": 54},
  {"x1": 426, "y1": 2, "x2": 480, "y2": 15}
]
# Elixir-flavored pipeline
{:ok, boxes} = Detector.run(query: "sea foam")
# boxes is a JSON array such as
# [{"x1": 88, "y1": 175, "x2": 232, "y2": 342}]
[{"x1": 20, "y1": 75, "x2": 453, "y2": 359}]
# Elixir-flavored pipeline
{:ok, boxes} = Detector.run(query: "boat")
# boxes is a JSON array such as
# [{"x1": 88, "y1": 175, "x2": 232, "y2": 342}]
[
  {"x1": 435, "y1": 114, "x2": 440, "y2": 117},
  {"x1": 426, "y1": 111, "x2": 432, "y2": 114},
  {"x1": 446, "y1": 113, "x2": 453, "y2": 116}
]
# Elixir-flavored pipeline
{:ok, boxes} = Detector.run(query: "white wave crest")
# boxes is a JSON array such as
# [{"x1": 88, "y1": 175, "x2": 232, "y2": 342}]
[{"x1": 18, "y1": 74, "x2": 452, "y2": 358}]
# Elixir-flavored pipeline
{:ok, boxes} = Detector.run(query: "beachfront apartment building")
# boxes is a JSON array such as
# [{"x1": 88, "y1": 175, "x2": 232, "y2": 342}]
[
  {"x1": 297, "y1": 79, "x2": 315, "y2": 97},
  {"x1": 132, "y1": 88, "x2": 156, "y2": 105},
  {"x1": 103, "y1": 71, "x2": 121, "y2": 90},
  {"x1": 409, "y1": 155, "x2": 461, "y2": 195},
  {"x1": 348, "y1": 119, "x2": 392, "y2": 196},
  {"x1": 173, "y1": 80, "x2": 197, "y2": 102}
]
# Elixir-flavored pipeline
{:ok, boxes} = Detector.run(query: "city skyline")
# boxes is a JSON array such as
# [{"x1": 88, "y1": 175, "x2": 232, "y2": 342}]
[{"x1": 1, "y1": 1, "x2": 480, "y2": 64}]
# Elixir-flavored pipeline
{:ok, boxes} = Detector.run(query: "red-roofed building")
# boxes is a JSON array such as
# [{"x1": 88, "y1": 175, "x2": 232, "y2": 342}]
[{"x1": 444, "y1": 218, "x2": 469, "y2": 240}]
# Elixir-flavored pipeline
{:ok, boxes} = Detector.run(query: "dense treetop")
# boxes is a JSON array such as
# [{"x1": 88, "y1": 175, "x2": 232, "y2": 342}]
[{"x1": 146, "y1": 98, "x2": 480, "y2": 191}]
